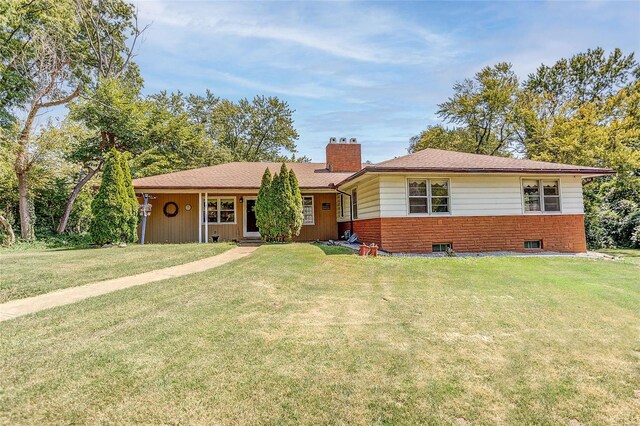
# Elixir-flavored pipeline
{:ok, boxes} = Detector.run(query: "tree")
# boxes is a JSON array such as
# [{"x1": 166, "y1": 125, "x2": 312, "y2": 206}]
[
  {"x1": 522, "y1": 49, "x2": 639, "y2": 172},
  {"x1": 408, "y1": 125, "x2": 494, "y2": 154},
  {"x1": 255, "y1": 164, "x2": 300, "y2": 242},
  {"x1": 287, "y1": 168, "x2": 303, "y2": 238},
  {"x1": 119, "y1": 151, "x2": 138, "y2": 243},
  {"x1": 210, "y1": 96, "x2": 300, "y2": 161},
  {"x1": 56, "y1": 0, "x2": 146, "y2": 234},
  {"x1": 131, "y1": 91, "x2": 232, "y2": 178},
  {"x1": 90, "y1": 149, "x2": 136, "y2": 245},
  {"x1": 1, "y1": 4, "x2": 84, "y2": 239},
  {"x1": 437, "y1": 62, "x2": 523, "y2": 156},
  {"x1": 255, "y1": 168, "x2": 274, "y2": 241}
]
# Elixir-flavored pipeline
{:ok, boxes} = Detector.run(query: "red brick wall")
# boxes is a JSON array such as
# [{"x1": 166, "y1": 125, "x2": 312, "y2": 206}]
[
  {"x1": 352, "y1": 214, "x2": 587, "y2": 253},
  {"x1": 326, "y1": 143, "x2": 361, "y2": 172}
]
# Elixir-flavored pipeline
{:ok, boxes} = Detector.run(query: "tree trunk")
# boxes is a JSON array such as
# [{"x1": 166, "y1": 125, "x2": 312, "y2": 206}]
[
  {"x1": 57, "y1": 164, "x2": 102, "y2": 234},
  {"x1": 0, "y1": 214, "x2": 16, "y2": 246},
  {"x1": 16, "y1": 169, "x2": 31, "y2": 240}
]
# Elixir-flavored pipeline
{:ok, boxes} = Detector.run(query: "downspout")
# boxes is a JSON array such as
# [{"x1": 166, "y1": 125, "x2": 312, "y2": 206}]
[{"x1": 333, "y1": 186, "x2": 353, "y2": 236}]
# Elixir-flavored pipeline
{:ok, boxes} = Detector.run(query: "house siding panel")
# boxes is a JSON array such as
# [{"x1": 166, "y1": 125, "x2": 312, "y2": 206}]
[{"x1": 377, "y1": 174, "x2": 585, "y2": 217}]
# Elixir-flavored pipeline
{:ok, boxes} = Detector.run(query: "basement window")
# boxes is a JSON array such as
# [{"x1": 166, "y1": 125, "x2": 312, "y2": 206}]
[
  {"x1": 524, "y1": 240, "x2": 542, "y2": 249},
  {"x1": 432, "y1": 243, "x2": 452, "y2": 253}
]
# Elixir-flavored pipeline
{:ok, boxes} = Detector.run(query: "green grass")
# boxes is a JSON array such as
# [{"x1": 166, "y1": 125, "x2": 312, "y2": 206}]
[
  {"x1": 0, "y1": 243, "x2": 234, "y2": 303},
  {"x1": 1, "y1": 244, "x2": 639, "y2": 425}
]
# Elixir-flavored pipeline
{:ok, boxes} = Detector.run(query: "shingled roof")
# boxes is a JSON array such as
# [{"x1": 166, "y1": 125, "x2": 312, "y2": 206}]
[
  {"x1": 132, "y1": 162, "x2": 353, "y2": 190},
  {"x1": 335, "y1": 148, "x2": 614, "y2": 186},
  {"x1": 133, "y1": 148, "x2": 615, "y2": 191}
]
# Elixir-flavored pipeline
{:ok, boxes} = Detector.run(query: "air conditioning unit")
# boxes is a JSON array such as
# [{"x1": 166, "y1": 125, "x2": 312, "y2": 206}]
[
  {"x1": 349, "y1": 138, "x2": 357, "y2": 144},
  {"x1": 329, "y1": 137, "x2": 337, "y2": 144},
  {"x1": 339, "y1": 137, "x2": 347, "y2": 143}
]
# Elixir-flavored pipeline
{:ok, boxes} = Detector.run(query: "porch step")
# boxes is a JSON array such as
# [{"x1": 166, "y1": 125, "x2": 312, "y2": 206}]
[{"x1": 238, "y1": 239, "x2": 263, "y2": 247}]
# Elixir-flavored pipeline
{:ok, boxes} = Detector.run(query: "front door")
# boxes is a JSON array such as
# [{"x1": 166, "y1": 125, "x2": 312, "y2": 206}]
[{"x1": 244, "y1": 197, "x2": 260, "y2": 238}]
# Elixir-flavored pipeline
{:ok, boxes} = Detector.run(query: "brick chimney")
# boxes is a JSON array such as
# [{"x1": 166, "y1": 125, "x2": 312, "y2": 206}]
[{"x1": 326, "y1": 137, "x2": 361, "y2": 172}]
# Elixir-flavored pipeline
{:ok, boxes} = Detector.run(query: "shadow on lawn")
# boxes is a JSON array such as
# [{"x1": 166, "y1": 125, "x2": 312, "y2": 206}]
[{"x1": 312, "y1": 242, "x2": 356, "y2": 256}]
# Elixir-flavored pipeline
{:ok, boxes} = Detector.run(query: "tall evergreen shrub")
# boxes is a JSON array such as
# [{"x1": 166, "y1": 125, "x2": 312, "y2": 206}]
[
  {"x1": 255, "y1": 168, "x2": 274, "y2": 241},
  {"x1": 288, "y1": 168, "x2": 303, "y2": 238},
  {"x1": 119, "y1": 152, "x2": 139, "y2": 243},
  {"x1": 254, "y1": 163, "x2": 303, "y2": 242},
  {"x1": 90, "y1": 149, "x2": 138, "y2": 245}
]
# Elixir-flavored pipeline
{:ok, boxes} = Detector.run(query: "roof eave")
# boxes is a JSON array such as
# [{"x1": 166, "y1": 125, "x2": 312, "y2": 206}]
[{"x1": 334, "y1": 166, "x2": 616, "y2": 186}]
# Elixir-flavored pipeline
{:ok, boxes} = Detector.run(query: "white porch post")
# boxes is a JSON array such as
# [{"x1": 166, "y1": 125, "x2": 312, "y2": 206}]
[
  {"x1": 198, "y1": 192, "x2": 202, "y2": 243},
  {"x1": 204, "y1": 192, "x2": 209, "y2": 243}
]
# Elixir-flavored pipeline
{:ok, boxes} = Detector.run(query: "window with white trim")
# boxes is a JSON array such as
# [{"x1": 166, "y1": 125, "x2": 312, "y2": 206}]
[
  {"x1": 339, "y1": 194, "x2": 344, "y2": 218},
  {"x1": 432, "y1": 243, "x2": 452, "y2": 253},
  {"x1": 523, "y1": 179, "x2": 560, "y2": 212},
  {"x1": 407, "y1": 179, "x2": 450, "y2": 214},
  {"x1": 351, "y1": 188, "x2": 358, "y2": 219},
  {"x1": 204, "y1": 197, "x2": 236, "y2": 223},
  {"x1": 302, "y1": 196, "x2": 314, "y2": 225}
]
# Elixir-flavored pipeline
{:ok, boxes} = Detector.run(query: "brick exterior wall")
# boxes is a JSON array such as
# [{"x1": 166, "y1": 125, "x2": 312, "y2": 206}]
[
  {"x1": 326, "y1": 143, "x2": 361, "y2": 172},
  {"x1": 350, "y1": 214, "x2": 587, "y2": 253}
]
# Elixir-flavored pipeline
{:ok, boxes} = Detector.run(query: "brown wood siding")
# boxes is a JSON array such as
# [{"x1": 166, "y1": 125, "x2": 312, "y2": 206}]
[
  {"x1": 295, "y1": 193, "x2": 339, "y2": 241},
  {"x1": 138, "y1": 192, "x2": 338, "y2": 244},
  {"x1": 138, "y1": 193, "x2": 199, "y2": 243}
]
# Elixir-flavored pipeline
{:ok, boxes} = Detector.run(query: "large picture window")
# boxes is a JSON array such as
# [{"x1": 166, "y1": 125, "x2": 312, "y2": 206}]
[
  {"x1": 407, "y1": 179, "x2": 450, "y2": 214},
  {"x1": 302, "y1": 196, "x2": 314, "y2": 225},
  {"x1": 204, "y1": 197, "x2": 236, "y2": 223},
  {"x1": 522, "y1": 179, "x2": 560, "y2": 213}
]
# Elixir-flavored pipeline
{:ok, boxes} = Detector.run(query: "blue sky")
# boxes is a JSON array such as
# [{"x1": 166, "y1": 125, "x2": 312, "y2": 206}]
[{"x1": 134, "y1": 0, "x2": 640, "y2": 163}]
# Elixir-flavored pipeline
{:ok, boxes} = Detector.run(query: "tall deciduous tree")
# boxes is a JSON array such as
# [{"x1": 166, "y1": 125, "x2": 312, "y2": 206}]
[
  {"x1": 210, "y1": 96, "x2": 300, "y2": 162},
  {"x1": 437, "y1": 62, "x2": 523, "y2": 156},
  {"x1": 56, "y1": 0, "x2": 146, "y2": 234},
  {"x1": 1, "y1": 0, "x2": 84, "y2": 240}
]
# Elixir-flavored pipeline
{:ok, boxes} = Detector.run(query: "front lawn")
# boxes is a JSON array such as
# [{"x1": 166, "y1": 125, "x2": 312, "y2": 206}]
[
  {"x1": 1, "y1": 244, "x2": 638, "y2": 424},
  {"x1": 0, "y1": 243, "x2": 234, "y2": 303}
]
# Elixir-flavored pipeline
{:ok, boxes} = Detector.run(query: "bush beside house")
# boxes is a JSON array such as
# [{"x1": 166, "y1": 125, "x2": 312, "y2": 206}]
[
  {"x1": 90, "y1": 149, "x2": 138, "y2": 245},
  {"x1": 255, "y1": 163, "x2": 303, "y2": 242}
]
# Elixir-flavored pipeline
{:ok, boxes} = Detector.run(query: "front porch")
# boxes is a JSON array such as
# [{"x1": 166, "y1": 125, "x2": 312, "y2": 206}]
[{"x1": 137, "y1": 191, "x2": 339, "y2": 244}]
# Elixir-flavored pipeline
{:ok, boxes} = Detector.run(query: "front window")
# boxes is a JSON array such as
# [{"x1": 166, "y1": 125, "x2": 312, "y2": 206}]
[
  {"x1": 408, "y1": 179, "x2": 450, "y2": 214},
  {"x1": 339, "y1": 194, "x2": 344, "y2": 218},
  {"x1": 523, "y1": 180, "x2": 560, "y2": 213},
  {"x1": 302, "y1": 196, "x2": 314, "y2": 225},
  {"x1": 352, "y1": 188, "x2": 358, "y2": 219},
  {"x1": 204, "y1": 197, "x2": 236, "y2": 223}
]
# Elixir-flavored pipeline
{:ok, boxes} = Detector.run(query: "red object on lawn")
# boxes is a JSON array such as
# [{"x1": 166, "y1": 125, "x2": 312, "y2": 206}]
[
  {"x1": 359, "y1": 244, "x2": 371, "y2": 256},
  {"x1": 370, "y1": 244, "x2": 378, "y2": 257}
]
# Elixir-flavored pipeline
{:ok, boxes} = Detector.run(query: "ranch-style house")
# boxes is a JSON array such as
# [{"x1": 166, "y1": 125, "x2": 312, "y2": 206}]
[{"x1": 132, "y1": 138, "x2": 614, "y2": 253}]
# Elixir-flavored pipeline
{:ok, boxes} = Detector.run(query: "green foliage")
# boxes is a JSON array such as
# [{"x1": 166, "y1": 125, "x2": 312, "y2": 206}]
[
  {"x1": 255, "y1": 168, "x2": 275, "y2": 241},
  {"x1": 288, "y1": 168, "x2": 304, "y2": 238},
  {"x1": 584, "y1": 177, "x2": 640, "y2": 249},
  {"x1": 90, "y1": 149, "x2": 137, "y2": 245},
  {"x1": 437, "y1": 62, "x2": 522, "y2": 156},
  {"x1": 0, "y1": 0, "x2": 81, "y2": 128},
  {"x1": 130, "y1": 91, "x2": 233, "y2": 178},
  {"x1": 119, "y1": 152, "x2": 138, "y2": 243},
  {"x1": 409, "y1": 125, "x2": 510, "y2": 156},
  {"x1": 210, "y1": 96, "x2": 300, "y2": 161},
  {"x1": 255, "y1": 163, "x2": 302, "y2": 242}
]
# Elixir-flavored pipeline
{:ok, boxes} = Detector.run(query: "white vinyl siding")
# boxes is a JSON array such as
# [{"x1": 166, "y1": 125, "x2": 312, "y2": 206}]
[
  {"x1": 336, "y1": 193, "x2": 351, "y2": 222},
  {"x1": 374, "y1": 174, "x2": 585, "y2": 217},
  {"x1": 347, "y1": 176, "x2": 380, "y2": 220}
]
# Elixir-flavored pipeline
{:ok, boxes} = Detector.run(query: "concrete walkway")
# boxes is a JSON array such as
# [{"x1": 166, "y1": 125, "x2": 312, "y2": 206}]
[{"x1": 0, "y1": 245, "x2": 257, "y2": 322}]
